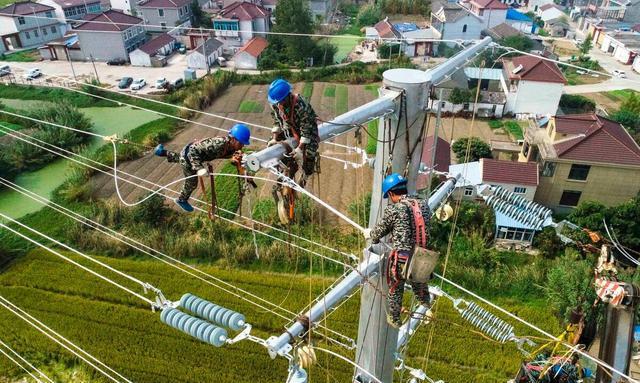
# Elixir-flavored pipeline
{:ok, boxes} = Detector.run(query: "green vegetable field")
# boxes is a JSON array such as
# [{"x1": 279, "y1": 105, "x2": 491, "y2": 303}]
[{"x1": 0, "y1": 250, "x2": 562, "y2": 382}]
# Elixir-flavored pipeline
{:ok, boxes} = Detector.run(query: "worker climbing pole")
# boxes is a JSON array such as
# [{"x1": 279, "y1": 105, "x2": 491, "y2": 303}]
[
  {"x1": 266, "y1": 79, "x2": 321, "y2": 224},
  {"x1": 154, "y1": 123, "x2": 251, "y2": 212}
]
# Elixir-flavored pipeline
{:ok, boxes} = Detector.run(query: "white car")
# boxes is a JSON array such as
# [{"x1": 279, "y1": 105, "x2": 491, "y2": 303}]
[
  {"x1": 612, "y1": 69, "x2": 626, "y2": 78},
  {"x1": 24, "y1": 68, "x2": 42, "y2": 79},
  {"x1": 155, "y1": 78, "x2": 167, "y2": 88},
  {"x1": 131, "y1": 78, "x2": 146, "y2": 90}
]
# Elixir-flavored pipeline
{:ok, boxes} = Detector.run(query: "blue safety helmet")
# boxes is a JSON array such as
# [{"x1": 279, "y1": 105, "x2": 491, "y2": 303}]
[
  {"x1": 382, "y1": 173, "x2": 407, "y2": 198},
  {"x1": 229, "y1": 123, "x2": 251, "y2": 145},
  {"x1": 267, "y1": 79, "x2": 292, "y2": 104}
]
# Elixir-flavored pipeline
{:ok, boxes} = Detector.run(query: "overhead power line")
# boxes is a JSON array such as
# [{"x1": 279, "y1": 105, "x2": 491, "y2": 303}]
[
  {"x1": 0, "y1": 295, "x2": 133, "y2": 383},
  {"x1": 0, "y1": 338, "x2": 54, "y2": 383},
  {"x1": 0, "y1": 12, "x2": 479, "y2": 45}
]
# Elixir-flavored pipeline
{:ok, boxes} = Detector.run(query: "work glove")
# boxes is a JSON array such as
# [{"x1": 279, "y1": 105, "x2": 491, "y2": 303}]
[
  {"x1": 267, "y1": 138, "x2": 279, "y2": 147},
  {"x1": 231, "y1": 150, "x2": 243, "y2": 164},
  {"x1": 197, "y1": 168, "x2": 208, "y2": 177},
  {"x1": 293, "y1": 146, "x2": 304, "y2": 167},
  {"x1": 363, "y1": 228, "x2": 372, "y2": 240}
]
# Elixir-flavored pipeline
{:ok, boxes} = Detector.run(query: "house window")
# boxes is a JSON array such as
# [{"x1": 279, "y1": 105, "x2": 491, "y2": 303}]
[
  {"x1": 463, "y1": 102, "x2": 470, "y2": 110},
  {"x1": 559, "y1": 190, "x2": 582, "y2": 207},
  {"x1": 46, "y1": 11, "x2": 53, "y2": 17},
  {"x1": 42, "y1": 27, "x2": 47, "y2": 35},
  {"x1": 25, "y1": 31, "x2": 30, "y2": 39},
  {"x1": 161, "y1": 22, "x2": 167, "y2": 29},
  {"x1": 179, "y1": 7, "x2": 183, "y2": 16},
  {"x1": 541, "y1": 161, "x2": 555, "y2": 177},
  {"x1": 514, "y1": 187, "x2": 526, "y2": 194},
  {"x1": 51, "y1": 25, "x2": 57, "y2": 33},
  {"x1": 34, "y1": 29, "x2": 39, "y2": 37},
  {"x1": 158, "y1": 8, "x2": 164, "y2": 16},
  {"x1": 462, "y1": 24, "x2": 467, "y2": 33},
  {"x1": 18, "y1": 16, "x2": 25, "y2": 24},
  {"x1": 568, "y1": 164, "x2": 590, "y2": 181},
  {"x1": 464, "y1": 187, "x2": 474, "y2": 197}
]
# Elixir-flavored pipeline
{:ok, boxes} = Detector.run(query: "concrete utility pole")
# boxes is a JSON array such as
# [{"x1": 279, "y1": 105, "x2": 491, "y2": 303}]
[{"x1": 356, "y1": 37, "x2": 492, "y2": 383}]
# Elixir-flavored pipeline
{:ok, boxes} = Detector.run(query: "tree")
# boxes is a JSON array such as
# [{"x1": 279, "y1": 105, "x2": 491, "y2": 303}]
[
  {"x1": 190, "y1": 0, "x2": 211, "y2": 28},
  {"x1": 621, "y1": 92, "x2": 640, "y2": 114},
  {"x1": 451, "y1": 137, "x2": 492, "y2": 162},
  {"x1": 272, "y1": 0, "x2": 315, "y2": 62},
  {"x1": 377, "y1": 43, "x2": 401, "y2": 59},
  {"x1": 579, "y1": 34, "x2": 593, "y2": 57},
  {"x1": 356, "y1": 4, "x2": 381, "y2": 27},
  {"x1": 610, "y1": 109, "x2": 640, "y2": 131},
  {"x1": 533, "y1": 226, "x2": 565, "y2": 259},
  {"x1": 559, "y1": 94, "x2": 595, "y2": 112},
  {"x1": 448, "y1": 88, "x2": 473, "y2": 105},
  {"x1": 500, "y1": 35, "x2": 534, "y2": 52}
]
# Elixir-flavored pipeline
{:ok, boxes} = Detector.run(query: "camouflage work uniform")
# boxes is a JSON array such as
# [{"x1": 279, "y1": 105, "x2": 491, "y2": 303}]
[
  {"x1": 166, "y1": 137, "x2": 235, "y2": 201},
  {"x1": 270, "y1": 94, "x2": 319, "y2": 177},
  {"x1": 370, "y1": 197, "x2": 432, "y2": 323}
]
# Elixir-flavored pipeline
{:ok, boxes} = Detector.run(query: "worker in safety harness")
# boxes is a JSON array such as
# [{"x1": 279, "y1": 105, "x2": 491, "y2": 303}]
[
  {"x1": 153, "y1": 123, "x2": 251, "y2": 212},
  {"x1": 267, "y1": 79, "x2": 319, "y2": 188},
  {"x1": 363, "y1": 173, "x2": 433, "y2": 328}
]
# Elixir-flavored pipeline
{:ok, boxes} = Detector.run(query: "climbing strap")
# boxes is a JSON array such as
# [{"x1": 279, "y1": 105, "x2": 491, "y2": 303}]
[
  {"x1": 277, "y1": 94, "x2": 300, "y2": 142},
  {"x1": 402, "y1": 199, "x2": 428, "y2": 249},
  {"x1": 198, "y1": 164, "x2": 216, "y2": 221}
]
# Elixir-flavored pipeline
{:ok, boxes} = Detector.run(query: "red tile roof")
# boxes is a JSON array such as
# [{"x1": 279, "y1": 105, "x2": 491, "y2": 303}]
[
  {"x1": 481, "y1": 158, "x2": 539, "y2": 186},
  {"x1": 470, "y1": 0, "x2": 509, "y2": 9},
  {"x1": 503, "y1": 55, "x2": 567, "y2": 84},
  {"x1": 374, "y1": 17, "x2": 400, "y2": 39},
  {"x1": 416, "y1": 135, "x2": 451, "y2": 190},
  {"x1": 220, "y1": 1, "x2": 268, "y2": 21},
  {"x1": 0, "y1": 1, "x2": 54, "y2": 15},
  {"x1": 236, "y1": 36, "x2": 268, "y2": 57},
  {"x1": 137, "y1": 33, "x2": 175, "y2": 55},
  {"x1": 139, "y1": 0, "x2": 190, "y2": 8},
  {"x1": 75, "y1": 10, "x2": 142, "y2": 31},
  {"x1": 553, "y1": 114, "x2": 640, "y2": 166}
]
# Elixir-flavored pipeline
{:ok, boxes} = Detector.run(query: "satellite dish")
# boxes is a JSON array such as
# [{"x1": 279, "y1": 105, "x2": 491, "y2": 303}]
[{"x1": 435, "y1": 203, "x2": 454, "y2": 221}]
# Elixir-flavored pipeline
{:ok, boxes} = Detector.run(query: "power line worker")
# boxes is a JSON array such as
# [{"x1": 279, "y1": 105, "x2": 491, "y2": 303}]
[
  {"x1": 363, "y1": 173, "x2": 432, "y2": 328},
  {"x1": 267, "y1": 78, "x2": 319, "y2": 187},
  {"x1": 154, "y1": 123, "x2": 251, "y2": 212}
]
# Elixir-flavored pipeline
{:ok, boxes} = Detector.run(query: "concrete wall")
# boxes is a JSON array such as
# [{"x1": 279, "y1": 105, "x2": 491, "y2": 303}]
[
  {"x1": 482, "y1": 9, "x2": 507, "y2": 29},
  {"x1": 507, "y1": 19, "x2": 534, "y2": 33},
  {"x1": 428, "y1": 98, "x2": 505, "y2": 117},
  {"x1": 534, "y1": 160, "x2": 640, "y2": 212},
  {"x1": 110, "y1": 0, "x2": 136, "y2": 14},
  {"x1": 186, "y1": 48, "x2": 221, "y2": 68},
  {"x1": 508, "y1": 80, "x2": 563, "y2": 116},
  {"x1": 77, "y1": 28, "x2": 146, "y2": 61},
  {"x1": 129, "y1": 49, "x2": 152, "y2": 66},
  {"x1": 633, "y1": 55, "x2": 640, "y2": 73},
  {"x1": 17, "y1": 24, "x2": 65, "y2": 49},
  {"x1": 234, "y1": 51, "x2": 258, "y2": 69},
  {"x1": 140, "y1": 6, "x2": 191, "y2": 32},
  {"x1": 0, "y1": 16, "x2": 18, "y2": 35},
  {"x1": 622, "y1": 4, "x2": 640, "y2": 22},
  {"x1": 439, "y1": 15, "x2": 484, "y2": 44}
]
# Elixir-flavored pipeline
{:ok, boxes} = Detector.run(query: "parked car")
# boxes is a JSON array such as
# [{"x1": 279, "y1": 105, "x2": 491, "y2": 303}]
[
  {"x1": 118, "y1": 77, "x2": 133, "y2": 89},
  {"x1": 612, "y1": 69, "x2": 626, "y2": 78},
  {"x1": 0, "y1": 65, "x2": 10, "y2": 77},
  {"x1": 171, "y1": 78, "x2": 184, "y2": 90},
  {"x1": 131, "y1": 78, "x2": 146, "y2": 90},
  {"x1": 217, "y1": 57, "x2": 227, "y2": 67},
  {"x1": 155, "y1": 77, "x2": 167, "y2": 89},
  {"x1": 24, "y1": 68, "x2": 42, "y2": 80},
  {"x1": 107, "y1": 58, "x2": 126, "y2": 66},
  {"x1": 177, "y1": 43, "x2": 187, "y2": 54}
]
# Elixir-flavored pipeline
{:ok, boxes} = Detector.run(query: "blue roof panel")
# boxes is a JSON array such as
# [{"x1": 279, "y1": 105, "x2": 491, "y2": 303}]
[
  {"x1": 507, "y1": 8, "x2": 532, "y2": 22},
  {"x1": 393, "y1": 22, "x2": 418, "y2": 33}
]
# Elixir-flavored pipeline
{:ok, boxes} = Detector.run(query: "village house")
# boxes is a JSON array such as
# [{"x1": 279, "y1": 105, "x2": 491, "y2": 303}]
[
  {"x1": 600, "y1": 31, "x2": 640, "y2": 65},
  {"x1": 520, "y1": 113, "x2": 640, "y2": 213},
  {"x1": 38, "y1": 0, "x2": 102, "y2": 23},
  {"x1": 186, "y1": 37, "x2": 223, "y2": 68},
  {"x1": 233, "y1": 36, "x2": 267, "y2": 69},
  {"x1": 544, "y1": 17, "x2": 570, "y2": 36},
  {"x1": 137, "y1": 0, "x2": 192, "y2": 32},
  {"x1": 0, "y1": 1, "x2": 65, "y2": 50},
  {"x1": 129, "y1": 32, "x2": 176, "y2": 66},
  {"x1": 431, "y1": 0, "x2": 508, "y2": 45},
  {"x1": 212, "y1": 1, "x2": 270, "y2": 51},
  {"x1": 394, "y1": 22, "x2": 440, "y2": 57},
  {"x1": 505, "y1": 8, "x2": 535, "y2": 33},
  {"x1": 75, "y1": 10, "x2": 146, "y2": 61}
]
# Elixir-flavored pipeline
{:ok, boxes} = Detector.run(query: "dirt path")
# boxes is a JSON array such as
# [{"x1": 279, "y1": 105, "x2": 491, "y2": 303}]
[{"x1": 92, "y1": 83, "x2": 377, "y2": 226}]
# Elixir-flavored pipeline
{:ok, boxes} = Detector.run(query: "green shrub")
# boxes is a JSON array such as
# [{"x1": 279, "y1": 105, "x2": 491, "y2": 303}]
[
  {"x1": 559, "y1": 94, "x2": 596, "y2": 113},
  {"x1": 488, "y1": 120, "x2": 503, "y2": 129},
  {"x1": 451, "y1": 137, "x2": 492, "y2": 162}
]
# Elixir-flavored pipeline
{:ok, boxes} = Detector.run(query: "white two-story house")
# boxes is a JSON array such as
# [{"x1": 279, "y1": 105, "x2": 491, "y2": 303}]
[
  {"x1": 38, "y1": 0, "x2": 102, "y2": 24},
  {"x1": 212, "y1": 1, "x2": 269, "y2": 50},
  {"x1": 431, "y1": 0, "x2": 508, "y2": 45},
  {"x1": 138, "y1": 0, "x2": 192, "y2": 32},
  {"x1": 75, "y1": 10, "x2": 147, "y2": 61},
  {"x1": 501, "y1": 55, "x2": 567, "y2": 117},
  {"x1": 0, "y1": 1, "x2": 65, "y2": 50}
]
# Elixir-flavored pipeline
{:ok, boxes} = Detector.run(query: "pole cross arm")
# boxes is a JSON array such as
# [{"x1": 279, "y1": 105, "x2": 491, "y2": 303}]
[{"x1": 244, "y1": 92, "x2": 400, "y2": 172}]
